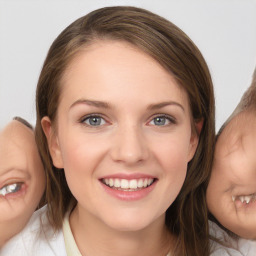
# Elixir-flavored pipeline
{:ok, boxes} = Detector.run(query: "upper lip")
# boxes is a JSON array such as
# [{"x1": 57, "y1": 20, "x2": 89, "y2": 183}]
[{"x1": 99, "y1": 173, "x2": 157, "y2": 180}]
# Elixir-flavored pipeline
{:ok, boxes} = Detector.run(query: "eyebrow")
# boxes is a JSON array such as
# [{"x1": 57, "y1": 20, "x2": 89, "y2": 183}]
[
  {"x1": 147, "y1": 101, "x2": 184, "y2": 112},
  {"x1": 70, "y1": 99, "x2": 184, "y2": 111},
  {"x1": 70, "y1": 99, "x2": 111, "y2": 110}
]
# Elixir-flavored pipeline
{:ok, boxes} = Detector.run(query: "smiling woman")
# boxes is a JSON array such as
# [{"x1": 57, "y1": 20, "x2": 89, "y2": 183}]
[
  {"x1": 1, "y1": 6, "x2": 215, "y2": 256},
  {"x1": 46, "y1": 42, "x2": 197, "y2": 233}
]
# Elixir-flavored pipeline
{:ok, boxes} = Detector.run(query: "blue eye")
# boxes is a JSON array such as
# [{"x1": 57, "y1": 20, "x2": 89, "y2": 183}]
[
  {"x1": 153, "y1": 117, "x2": 168, "y2": 126},
  {"x1": 149, "y1": 115, "x2": 174, "y2": 126},
  {"x1": 83, "y1": 116, "x2": 106, "y2": 126}
]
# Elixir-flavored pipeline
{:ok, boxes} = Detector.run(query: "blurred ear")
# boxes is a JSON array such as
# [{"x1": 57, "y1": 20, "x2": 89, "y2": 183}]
[
  {"x1": 41, "y1": 116, "x2": 64, "y2": 168},
  {"x1": 187, "y1": 119, "x2": 204, "y2": 162},
  {"x1": 195, "y1": 118, "x2": 204, "y2": 136}
]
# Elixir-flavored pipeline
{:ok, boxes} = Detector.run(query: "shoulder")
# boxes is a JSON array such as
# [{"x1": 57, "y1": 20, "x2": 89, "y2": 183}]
[
  {"x1": 0, "y1": 205, "x2": 66, "y2": 256},
  {"x1": 209, "y1": 220, "x2": 256, "y2": 256}
]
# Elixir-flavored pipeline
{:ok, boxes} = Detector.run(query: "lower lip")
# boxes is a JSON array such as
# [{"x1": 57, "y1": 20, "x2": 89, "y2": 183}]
[
  {"x1": 235, "y1": 199, "x2": 256, "y2": 210},
  {"x1": 100, "y1": 181, "x2": 157, "y2": 201}
]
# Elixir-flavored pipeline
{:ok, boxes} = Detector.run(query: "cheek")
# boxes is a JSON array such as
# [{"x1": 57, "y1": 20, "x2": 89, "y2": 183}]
[
  {"x1": 206, "y1": 177, "x2": 218, "y2": 214},
  {"x1": 59, "y1": 134, "x2": 108, "y2": 192},
  {"x1": 28, "y1": 156, "x2": 46, "y2": 204},
  {"x1": 230, "y1": 155, "x2": 255, "y2": 184},
  {"x1": 0, "y1": 192, "x2": 36, "y2": 224},
  {"x1": 0, "y1": 164, "x2": 45, "y2": 224},
  {"x1": 60, "y1": 134, "x2": 107, "y2": 170},
  {"x1": 207, "y1": 163, "x2": 228, "y2": 207},
  {"x1": 152, "y1": 136, "x2": 191, "y2": 199},
  {"x1": 152, "y1": 133, "x2": 192, "y2": 172},
  {"x1": 206, "y1": 164, "x2": 235, "y2": 222},
  {"x1": 147, "y1": 137, "x2": 190, "y2": 213}
]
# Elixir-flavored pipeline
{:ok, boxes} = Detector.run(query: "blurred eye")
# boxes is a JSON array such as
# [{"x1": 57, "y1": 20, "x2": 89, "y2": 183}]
[
  {"x1": 82, "y1": 115, "x2": 106, "y2": 126},
  {"x1": 149, "y1": 115, "x2": 175, "y2": 126},
  {"x1": 0, "y1": 183, "x2": 22, "y2": 196}
]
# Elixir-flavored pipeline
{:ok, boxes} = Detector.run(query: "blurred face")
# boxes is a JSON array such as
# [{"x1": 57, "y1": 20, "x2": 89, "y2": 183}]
[
  {"x1": 207, "y1": 111, "x2": 256, "y2": 239},
  {"x1": 0, "y1": 120, "x2": 45, "y2": 245},
  {"x1": 44, "y1": 41, "x2": 198, "y2": 232}
]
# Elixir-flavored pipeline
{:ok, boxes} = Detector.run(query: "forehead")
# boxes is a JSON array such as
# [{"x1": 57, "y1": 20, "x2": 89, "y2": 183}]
[{"x1": 60, "y1": 40, "x2": 189, "y2": 110}]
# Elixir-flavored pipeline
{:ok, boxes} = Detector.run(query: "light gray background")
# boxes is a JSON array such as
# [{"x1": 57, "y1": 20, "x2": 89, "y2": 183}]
[{"x1": 0, "y1": 0, "x2": 256, "y2": 130}]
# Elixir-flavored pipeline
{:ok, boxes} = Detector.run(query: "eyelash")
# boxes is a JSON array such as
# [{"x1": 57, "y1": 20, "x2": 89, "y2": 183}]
[
  {"x1": 0, "y1": 182, "x2": 23, "y2": 196},
  {"x1": 149, "y1": 114, "x2": 176, "y2": 126},
  {"x1": 79, "y1": 113, "x2": 176, "y2": 127},
  {"x1": 80, "y1": 114, "x2": 107, "y2": 127}
]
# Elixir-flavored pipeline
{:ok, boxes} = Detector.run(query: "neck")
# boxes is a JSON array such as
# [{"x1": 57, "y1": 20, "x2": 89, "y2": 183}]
[{"x1": 70, "y1": 205, "x2": 173, "y2": 256}]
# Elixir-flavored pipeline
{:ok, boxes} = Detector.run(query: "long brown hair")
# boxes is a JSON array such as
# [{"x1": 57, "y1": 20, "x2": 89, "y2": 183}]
[{"x1": 35, "y1": 6, "x2": 215, "y2": 256}]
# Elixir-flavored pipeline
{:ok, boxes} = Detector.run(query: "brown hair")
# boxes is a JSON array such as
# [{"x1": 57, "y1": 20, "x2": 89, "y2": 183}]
[{"x1": 35, "y1": 6, "x2": 215, "y2": 256}]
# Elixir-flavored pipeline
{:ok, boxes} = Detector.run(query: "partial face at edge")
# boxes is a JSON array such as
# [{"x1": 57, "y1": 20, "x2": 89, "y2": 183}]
[
  {"x1": 43, "y1": 41, "x2": 199, "y2": 232},
  {"x1": 207, "y1": 111, "x2": 256, "y2": 239},
  {"x1": 0, "y1": 120, "x2": 45, "y2": 243}
]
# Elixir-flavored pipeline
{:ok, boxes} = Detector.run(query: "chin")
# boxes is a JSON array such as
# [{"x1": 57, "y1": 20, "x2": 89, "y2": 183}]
[
  {"x1": 107, "y1": 221, "x2": 151, "y2": 232},
  {"x1": 234, "y1": 229, "x2": 256, "y2": 240},
  {"x1": 102, "y1": 211, "x2": 162, "y2": 233}
]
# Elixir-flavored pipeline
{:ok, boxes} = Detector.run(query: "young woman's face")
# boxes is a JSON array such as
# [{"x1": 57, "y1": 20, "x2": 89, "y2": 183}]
[
  {"x1": 0, "y1": 120, "x2": 45, "y2": 243},
  {"x1": 45, "y1": 41, "x2": 198, "y2": 232},
  {"x1": 207, "y1": 111, "x2": 256, "y2": 239}
]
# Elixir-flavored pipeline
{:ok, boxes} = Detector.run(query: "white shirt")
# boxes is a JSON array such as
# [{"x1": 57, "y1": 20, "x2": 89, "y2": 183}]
[
  {"x1": 209, "y1": 221, "x2": 256, "y2": 256},
  {"x1": 0, "y1": 206, "x2": 66, "y2": 256},
  {"x1": 1, "y1": 205, "x2": 256, "y2": 256}
]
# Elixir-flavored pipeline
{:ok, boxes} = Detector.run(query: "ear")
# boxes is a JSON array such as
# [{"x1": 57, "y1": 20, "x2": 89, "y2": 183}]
[
  {"x1": 41, "y1": 116, "x2": 64, "y2": 168},
  {"x1": 187, "y1": 119, "x2": 204, "y2": 162}
]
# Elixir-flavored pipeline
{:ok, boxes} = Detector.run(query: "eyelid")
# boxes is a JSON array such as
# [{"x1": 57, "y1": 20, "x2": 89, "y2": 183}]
[
  {"x1": 147, "y1": 114, "x2": 177, "y2": 125},
  {"x1": 79, "y1": 113, "x2": 110, "y2": 126}
]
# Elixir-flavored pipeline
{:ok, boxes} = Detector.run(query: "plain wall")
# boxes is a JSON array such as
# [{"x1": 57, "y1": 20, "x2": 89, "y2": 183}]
[{"x1": 0, "y1": 0, "x2": 256, "y2": 130}]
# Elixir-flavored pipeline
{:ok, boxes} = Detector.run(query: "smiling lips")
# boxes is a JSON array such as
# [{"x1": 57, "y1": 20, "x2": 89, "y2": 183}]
[
  {"x1": 101, "y1": 178, "x2": 155, "y2": 191},
  {"x1": 100, "y1": 176, "x2": 157, "y2": 201}
]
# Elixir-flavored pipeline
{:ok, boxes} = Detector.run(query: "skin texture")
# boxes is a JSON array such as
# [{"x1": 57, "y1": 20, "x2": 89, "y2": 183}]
[
  {"x1": 207, "y1": 111, "x2": 256, "y2": 239},
  {"x1": 0, "y1": 120, "x2": 45, "y2": 247},
  {"x1": 42, "y1": 41, "x2": 199, "y2": 256}
]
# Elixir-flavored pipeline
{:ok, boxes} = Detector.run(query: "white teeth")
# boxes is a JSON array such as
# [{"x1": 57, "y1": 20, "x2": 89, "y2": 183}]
[
  {"x1": 147, "y1": 178, "x2": 153, "y2": 186},
  {"x1": 239, "y1": 196, "x2": 245, "y2": 203},
  {"x1": 114, "y1": 179, "x2": 120, "y2": 188},
  {"x1": 109, "y1": 179, "x2": 114, "y2": 187},
  {"x1": 120, "y1": 179, "x2": 129, "y2": 189},
  {"x1": 137, "y1": 179, "x2": 143, "y2": 188},
  {"x1": 232, "y1": 194, "x2": 256, "y2": 204},
  {"x1": 102, "y1": 178, "x2": 154, "y2": 190},
  {"x1": 129, "y1": 179, "x2": 137, "y2": 189},
  {"x1": 244, "y1": 196, "x2": 252, "y2": 204}
]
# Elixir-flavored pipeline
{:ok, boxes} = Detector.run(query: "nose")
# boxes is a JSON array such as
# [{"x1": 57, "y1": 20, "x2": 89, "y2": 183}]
[{"x1": 110, "y1": 124, "x2": 149, "y2": 165}]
